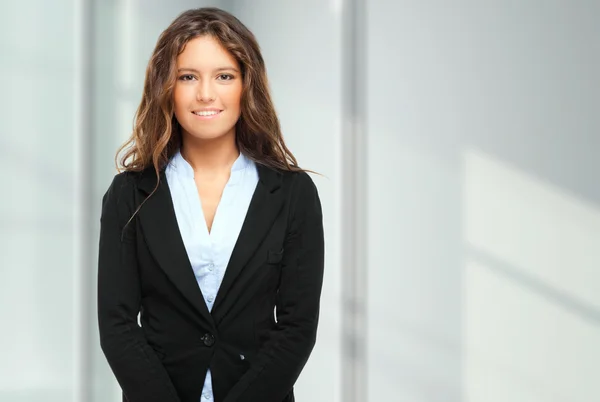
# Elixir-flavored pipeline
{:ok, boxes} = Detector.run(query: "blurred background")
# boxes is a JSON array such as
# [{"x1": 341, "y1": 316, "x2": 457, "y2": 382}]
[{"x1": 1, "y1": 0, "x2": 599, "y2": 401}]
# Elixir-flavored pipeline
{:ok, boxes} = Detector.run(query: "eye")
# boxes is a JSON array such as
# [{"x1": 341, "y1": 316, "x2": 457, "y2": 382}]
[
  {"x1": 217, "y1": 74, "x2": 234, "y2": 81},
  {"x1": 178, "y1": 74, "x2": 196, "y2": 81}
]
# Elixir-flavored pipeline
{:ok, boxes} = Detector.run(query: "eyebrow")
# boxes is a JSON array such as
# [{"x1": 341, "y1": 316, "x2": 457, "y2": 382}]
[{"x1": 177, "y1": 67, "x2": 240, "y2": 73}]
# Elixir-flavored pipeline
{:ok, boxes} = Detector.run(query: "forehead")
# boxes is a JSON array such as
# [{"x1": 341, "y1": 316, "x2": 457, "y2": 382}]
[{"x1": 177, "y1": 35, "x2": 239, "y2": 69}]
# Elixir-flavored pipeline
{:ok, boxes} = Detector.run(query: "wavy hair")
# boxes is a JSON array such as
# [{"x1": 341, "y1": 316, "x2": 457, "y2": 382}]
[{"x1": 116, "y1": 7, "x2": 305, "y2": 186}]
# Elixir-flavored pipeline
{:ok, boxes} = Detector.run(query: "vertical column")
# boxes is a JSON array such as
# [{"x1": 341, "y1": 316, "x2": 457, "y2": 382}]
[
  {"x1": 340, "y1": 0, "x2": 368, "y2": 400},
  {"x1": 72, "y1": 0, "x2": 94, "y2": 400}
]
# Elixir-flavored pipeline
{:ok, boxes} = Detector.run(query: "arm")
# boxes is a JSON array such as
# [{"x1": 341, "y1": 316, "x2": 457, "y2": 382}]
[
  {"x1": 223, "y1": 173, "x2": 325, "y2": 402},
  {"x1": 97, "y1": 174, "x2": 181, "y2": 402}
]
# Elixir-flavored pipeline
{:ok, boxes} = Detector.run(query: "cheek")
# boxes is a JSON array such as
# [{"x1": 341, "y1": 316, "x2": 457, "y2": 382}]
[
  {"x1": 173, "y1": 86, "x2": 192, "y2": 112},
  {"x1": 222, "y1": 86, "x2": 242, "y2": 110}
]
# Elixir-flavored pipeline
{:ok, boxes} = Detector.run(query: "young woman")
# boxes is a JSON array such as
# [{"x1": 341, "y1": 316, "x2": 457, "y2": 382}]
[{"x1": 97, "y1": 7, "x2": 324, "y2": 402}]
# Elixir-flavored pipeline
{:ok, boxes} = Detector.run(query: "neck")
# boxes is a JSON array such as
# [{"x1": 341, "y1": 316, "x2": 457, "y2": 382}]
[{"x1": 180, "y1": 132, "x2": 239, "y2": 174}]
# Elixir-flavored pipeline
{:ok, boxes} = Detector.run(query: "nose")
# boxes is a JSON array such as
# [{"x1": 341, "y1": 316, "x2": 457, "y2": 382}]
[{"x1": 197, "y1": 80, "x2": 215, "y2": 102}]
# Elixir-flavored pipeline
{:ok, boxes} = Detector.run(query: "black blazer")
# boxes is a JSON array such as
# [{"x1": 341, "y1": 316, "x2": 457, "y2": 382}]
[{"x1": 97, "y1": 163, "x2": 324, "y2": 402}]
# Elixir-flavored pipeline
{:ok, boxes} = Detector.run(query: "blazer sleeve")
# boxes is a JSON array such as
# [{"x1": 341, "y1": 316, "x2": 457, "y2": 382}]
[
  {"x1": 97, "y1": 173, "x2": 181, "y2": 402},
  {"x1": 223, "y1": 172, "x2": 325, "y2": 402}
]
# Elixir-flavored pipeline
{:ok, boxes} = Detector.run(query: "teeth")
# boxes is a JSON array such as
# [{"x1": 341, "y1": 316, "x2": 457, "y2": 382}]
[{"x1": 194, "y1": 111, "x2": 219, "y2": 116}]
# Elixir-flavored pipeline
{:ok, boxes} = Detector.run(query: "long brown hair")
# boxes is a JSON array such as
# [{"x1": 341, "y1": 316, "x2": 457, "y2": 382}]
[{"x1": 116, "y1": 7, "x2": 304, "y2": 184}]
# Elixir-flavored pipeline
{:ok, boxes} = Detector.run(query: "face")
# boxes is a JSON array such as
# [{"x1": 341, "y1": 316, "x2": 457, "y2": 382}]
[{"x1": 173, "y1": 35, "x2": 242, "y2": 142}]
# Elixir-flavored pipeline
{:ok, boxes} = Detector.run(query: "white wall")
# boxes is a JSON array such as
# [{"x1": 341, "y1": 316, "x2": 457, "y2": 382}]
[
  {"x1": 366, "y1": 1, "x2": 600, "y2": 401},
  {"x1": 0, "y1": 2, "x2": 78, "y2": 401}
]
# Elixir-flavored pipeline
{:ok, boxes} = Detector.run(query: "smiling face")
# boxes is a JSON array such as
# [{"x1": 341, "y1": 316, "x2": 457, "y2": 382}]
[{"x1": 173, "y1": 35, "x2": 243, "y2": 143}]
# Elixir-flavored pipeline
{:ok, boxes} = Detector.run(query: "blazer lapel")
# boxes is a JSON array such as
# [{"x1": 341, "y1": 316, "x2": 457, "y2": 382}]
[
  {"x1": 136, "y1": 169, "x2": 213, "y2": 327},
  {"x1": 212, "y1": 163, "x2": 285, "y2": 313}
]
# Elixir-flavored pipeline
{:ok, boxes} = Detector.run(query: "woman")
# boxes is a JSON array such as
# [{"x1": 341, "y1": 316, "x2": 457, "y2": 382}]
[{"x1": 97, "y1": 7, "x2": 324, "y2": 402}]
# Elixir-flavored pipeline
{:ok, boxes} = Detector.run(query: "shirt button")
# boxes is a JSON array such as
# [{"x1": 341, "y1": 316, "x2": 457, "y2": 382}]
[
  {"x1": 207, "y1": 296, "x2": 214, "y2": 303},
  {"x1": 204, "y1": 394, "x2": 210, "y2": 399},
  {"x1": 208, "y1": 263, "x2": 214, "y2": 271}
]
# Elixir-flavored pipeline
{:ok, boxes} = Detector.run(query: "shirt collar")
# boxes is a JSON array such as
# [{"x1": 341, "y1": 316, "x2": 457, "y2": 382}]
[{"x1": 168, "y1": 148, "x2": 252, "y2": 180}]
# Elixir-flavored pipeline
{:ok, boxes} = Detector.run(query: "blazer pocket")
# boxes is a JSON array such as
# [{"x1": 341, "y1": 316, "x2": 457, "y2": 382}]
[{"x1": 267, "y1": 248, "x2": 284, "y2": 265}]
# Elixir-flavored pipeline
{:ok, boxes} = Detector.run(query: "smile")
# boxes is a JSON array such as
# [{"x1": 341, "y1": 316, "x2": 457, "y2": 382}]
[{"x1": 192, "y1": 110, "x2": 222, "y2": 119}]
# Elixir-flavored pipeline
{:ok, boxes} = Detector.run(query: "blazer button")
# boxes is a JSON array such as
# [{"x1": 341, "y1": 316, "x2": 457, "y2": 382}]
[{"x1": 202, "y1": 333, "x2": 215, "y2": 347}]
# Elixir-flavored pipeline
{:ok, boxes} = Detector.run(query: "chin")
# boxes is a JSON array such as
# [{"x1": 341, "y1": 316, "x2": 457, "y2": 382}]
[{"x1": 184, "y1": 129, "x2": 234, "y2": 142}]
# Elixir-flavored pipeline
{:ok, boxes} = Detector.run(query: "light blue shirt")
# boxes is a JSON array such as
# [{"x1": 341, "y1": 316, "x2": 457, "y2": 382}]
[{"x1": 165, "y1": 149, "x2": 258, "y2": 402}]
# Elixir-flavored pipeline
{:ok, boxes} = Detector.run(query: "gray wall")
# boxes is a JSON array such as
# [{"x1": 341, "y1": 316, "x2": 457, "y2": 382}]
[{"x1": 1, "y1": 1, "x2": 598, "y2": 401}]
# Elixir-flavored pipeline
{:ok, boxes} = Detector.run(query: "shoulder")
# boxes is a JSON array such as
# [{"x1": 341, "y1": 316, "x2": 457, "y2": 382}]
[
  {"x1": 288, "y1": 170, "x2": 318, "y2": 194},
  {"x1": 100, "y1": 170, "x2": 150, "y2": 227},
  {"x1": 101, "y1": 170, "x2": 150, "y2": 218},
  {"x1": 103, "y1": 171, "x2": 141, "y2": 200},
  {"x1": 263, "y1": 166, "x2": 318, "y2": 198},
  {"x1": 280, "y1": 170, "x2": 322, "y2": 219}
]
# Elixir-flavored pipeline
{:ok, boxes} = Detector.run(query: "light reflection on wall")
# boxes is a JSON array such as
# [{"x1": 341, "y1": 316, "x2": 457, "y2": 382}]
[{"x1": 464, "y1": 148, "x2": 600, "y2": 402}]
